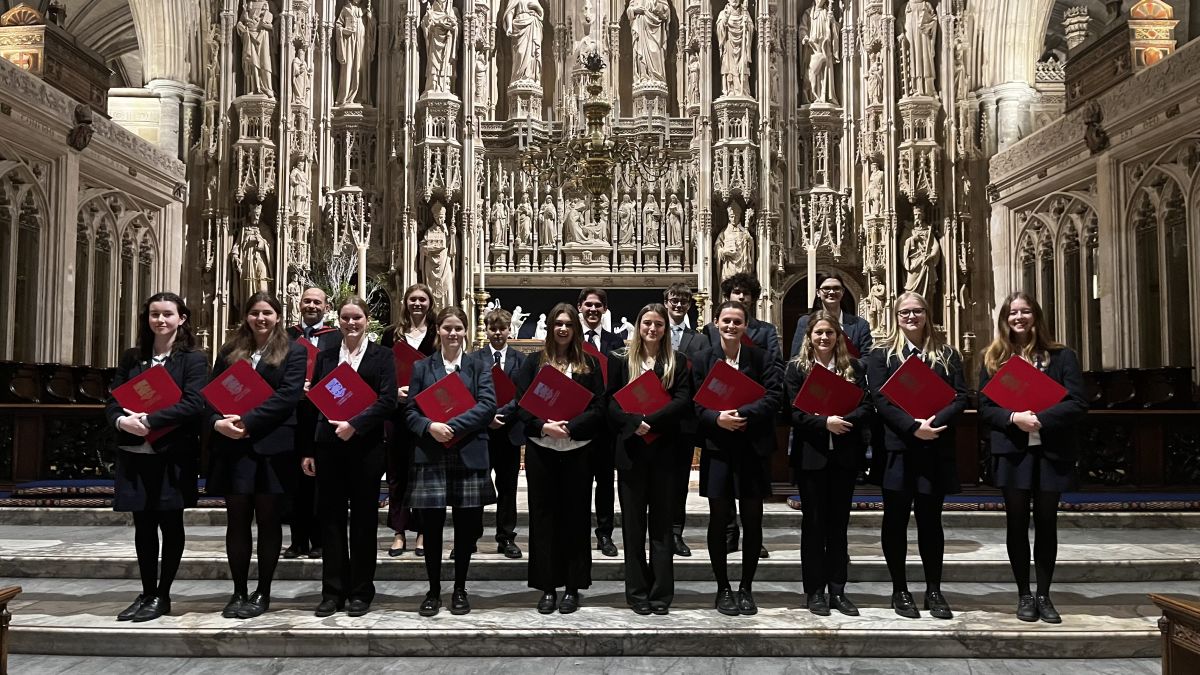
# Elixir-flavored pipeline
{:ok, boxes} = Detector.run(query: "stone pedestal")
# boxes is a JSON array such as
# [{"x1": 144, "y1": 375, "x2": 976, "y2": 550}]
[
  {"x1": 538, "y1": 248, "x2": 558, "y2": 271},
  {"x1": 632, "y1": 81, "x2": 669, "y2": 118},
  {"x1": 415, "y1": 93, "x2": 463, "y2": 202},
  {"x1": 617, "y1": 245, "x2": 637, "y2": 272},
  {"x1": 666, "y1": 246, "x2": 685, "y2": 271},
  {"x1": 513, "y1": 245, "x2": 532, "y2": 271},
  {"x1": 507, "y1": 79, "x2": 543, "y2": 121},
  {"x1": 561, "y1": 243, "x2": 611, "y2": 271},
  {"x1": 897, "y1": 95, "x2": 942, "y2": 203},
  {"x1": 490, "y1": 243, "x2": 509, "y2": 271},
  {"x1": 232, "y1": 94, "x2": 278, "y2": 202},
  {"x1": 711, "y1": 96, "x2": 759, "y2": 204}
]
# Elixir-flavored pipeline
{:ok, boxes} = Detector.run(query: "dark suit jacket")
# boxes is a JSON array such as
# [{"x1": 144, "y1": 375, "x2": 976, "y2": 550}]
[
  {"x1": 382, "y1": 325, "x2": 437, "y2": 355},
  {"x1": 405, "y1": 351, "x2": 498, "y2": 470},
  {"x1": 310, "y1": 341, "x2": 397, "y2": 447},
  {"x1": 606, "y1": 351, "x2": 693, "y2": 469},
  {"x1": 287, "y1": 324, "x2": 343, "y2": 352},
  {"x1": 106, "y1": 348, "x2": 208, "y2": 452},
  {"x1": 790, "y1": 312, "x2": 874, "y2": 359},
  {"x1": 978, "y1": 347, "x2": 1088, "y2": 462},
  {"x1": 691, "y1": 343, "x2": 784, "y2": 458},
  {"x1": 470, "y1": 345, "x2": 527, "y2": 446},
  {"x1": 784, "y1": 358, "x2": 873, "y2": 471},
  {"x1": 865, "y1": 346, "x2": 967, "y2": 456},
  {"x1": 703, "y1": 318, "x2": 782, "y2": 365},
  {"x1": 513, "y1": 353, "x2": 607, "y2": 443},
  {"x1": 672, "y1": 325, "x2": 705, "y2": 435},
  {"x1": 207, "y1": 342, "x2": 307, "y2": 456},
  {"x1": 582, "y1": 326, "x2": 625, "y2": 356}
]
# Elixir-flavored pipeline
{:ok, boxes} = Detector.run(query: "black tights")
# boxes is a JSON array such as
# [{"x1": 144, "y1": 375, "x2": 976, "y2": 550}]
[
  {"x1": 225, "y1": 494, "x2": 285, "y2": 596},
  {"x1": 132, "y1": 510, "x2": 185, "y2": 598},
  {"x1": 707, "y1": 497, "x2": 763, "y2": 591},
  {"x1": 881, "y1": 490, "x2": 945, "y2": 594},
  {"x1": 1003, "y1": 488, "x2": 1060, "y2": 597},
  {"x1": 420, "y1": 507, "x2": 484, "y2": 594}
]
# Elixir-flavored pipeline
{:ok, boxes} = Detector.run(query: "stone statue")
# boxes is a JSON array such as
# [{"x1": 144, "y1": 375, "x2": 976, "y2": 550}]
[
  {"x1": 290, "y1": 45, "x2": 311, "y2": 105},
  {"x1": 686, "y1": 50, "x2": 700, "y2": 105},
  {"x1": 489, "y1": 194, "x2": 510, "y2": 245},
  {"x1": 861, "y1": 280, "x2": 888, "y2": 331},
  {"x1": 800, "y1": 0, "x2": 840, "y2": 104},
  {"x1": 618, "y1": 316, "x2": 635, "y2": 338},
  {"x1": 236, "y1": 0, "x2": 275, "y2": 98},
  {"x1": 205, "y1": 27, "x2": 221, "y2": 99},
  {"x1": 533, "y1": 313, "x2": 547, "y2": 340},
  {"x1": 866, "y1": 51, "x2": 884, "y2": 105},
  {"x1": 289, "y1": 163, "x2": 310, "y2": 216},
  {"x1": 562, "y1": 196, "x2": 596, "y2": 245},
  {"x1": 716, "y1": 0, "x2": 754, "y2": 97},
  {"x1": 474, "y1": 42, "x2": 491, "y2": 104},
  {"x1": 666, "y1": 193, "x2": 684, "y2": 246},
  {"x1": 515, "y1": 192, "x2": 534, "y2": 246},
  {"x1": 334, "y1": 0, "x2": 375, "y2": 106},
  {"x1": 419, "y1": 202, "x2": 456, "y2": 309},
  {"x1": 642, "y1": 195, "x2": 661, "y2": 247},
  {"x1": 865, "y1": 160, "x2": 885, "y2": 217},
  {"x1": 239, "y1": 204, "x2": 272, "y2": 300},
  {"x1": 903, "y1": 0, "x2": 938, "y2": 97},
  {"x1": 618, "y1": 193, "x2": 636, "y2": 246},
  {"x1": 715, "y1": 205, "x2": 753, "y2": 280},
  {"x1": 586, "y1": 195, "x2": 610, "y2": 242},
  {"x1": 422, "y1": 0, "x2": 459, "y2": 95},
  {"x1": 503, "y1": 0, "x2": 543, "y2": 84},
  {"x1": 627, "y1": 0, "x2": 670, "y2": 85},
  {"x1": 510, "y1": 305, "x2": 530, "y2": 333},
  {"x1": 902, "y1": 206, "x2": 941, "y2": 300},
  {"x1": 538, "y1": 195, "x2": 558, "y2": 245},
  {"x1": 286, "y1": 280, "x2": 302, "y2": 322}
]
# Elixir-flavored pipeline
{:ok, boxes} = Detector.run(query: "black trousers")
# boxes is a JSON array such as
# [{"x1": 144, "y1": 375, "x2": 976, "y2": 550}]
[
  {"x1": 526, "y1": 441, "x2": 593, "y2": 592},
  {"x1": 290, "y1": 402, "x2": 321, "y2": 550},
  {"x1": 316, "y1": 440, "x2": 385, "y2": 604},
  {"x1": 881, "y1": 488, "x2": 945, "y2": 593},
  {"x1": 488, "y1": 428, "x2": 521, "y2": 543},
  {"x1": 797, "y1": 466, "x2": 857, "y2": 595},
  {"x1": 617, "y1": 447, "x2": 676, "y2": 605},
  {"x1": 669, "y1": 435, "x2": 695, "y2": 538},
  {"x1": 590, "y1": 435, "x2": 615, "y2": 539}
]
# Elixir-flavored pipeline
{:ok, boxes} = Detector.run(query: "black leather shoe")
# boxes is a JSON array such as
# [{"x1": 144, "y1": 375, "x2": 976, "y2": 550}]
[
  {"x1": 736, "y1": 588, "x2": 758, "y2": 615},
  {"x1": 499, "y1": 540, "x2": 523, "y2": 559},
  {"x1": 924, "y1": 591, "x2": 954, "y2": 620},
  {"x1": 450, "y1": 589, "x2": 470, "y2": 615},
  {"x1": 715, "y1": 588, "x2": 739, "y2": 616},
  {"x1": 630, "y1": 600, "x2": 652, "y2": 615},
  {"x1": 221, "y1": 593, "x2": 247, "y2": 619},
  {"x1": 237, "y1": 591, "x2": 270, "y2": 619},
  {"x1": 387, "y1": 538, "x2": 407, "y2": 557},
  {"x1": 1036, "y1": 595, "x2": 1062, "y2": 624},
  {"x1": 830, "y1": 594, "x2": 860, "y2": 617},
  {"x1": 650, "y1": 601, "x2": 669, "y2": 615},
  {"x1": 346, "y1": 598, "x2": 370, "y2": 617},
  {"x1": 1016, "y1": 594, "x2": 1037, "y2": 622},
  {"x1": 597, "y1": 536, "x2": 618, "y2": 557},
  {"x1": 308, "y1": 547, "x2": 323, "y2": 559},
  {"x1": 415, "y1": 547, "x2": 425, "y2": 557},
  {"x1": 537, "y1": 591, "x2": 557, "y2": 614},
  {"x1": 559, "y1": 591, "x2": 580, "y2": 614},
  {"x1": 418, "y1": 592, "x2": 441, "y2": 617},
  {"x1": 117, "y1": 594, "x2": 147, "y2": 621},
  {"x1": 314, "y1": 599, "x2": 342, "y2": 617},
  {"x1": 759, "y1": 545, "x2": 769, "y2": 559},
  {"x1": 672, "y1": 534, "x2": 692, "y2": 557},
  {"x1": 282, "y1": 544, "x2": 307, "y2": 559},
  {"x1": 131, "y1": 596, "x2": 170, "y2": 622},
  {"x1": 807, "y1": 592, "x2": 830, "y2": 616},
  {"x1": 891, "y1": 591, "x2": 920, "y2": 619}
]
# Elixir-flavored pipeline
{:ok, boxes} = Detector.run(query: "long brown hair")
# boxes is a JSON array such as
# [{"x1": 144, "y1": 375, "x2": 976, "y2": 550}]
[
  {"x1": 390, "y1": 283, "x2": 435, "y2": 333},
  {"x1": 789, "y1": 310, "x2": 855, "y2": 383},
  {"x1": 622, "y1": 303, "x2": 677, "y2": 389},
  {"x1": 538, "y1": 303, "x2": 592, "y2": 374},
  {"x1": 220, "y1": 292, "x2": 290, "y2": 367},
  {"x1": 432, "y1": 306, "x2": 470, "y2": 352},
  {"x1": 873, "y1": 291, "x2": 956, "y2": 371},
  {"x1": 983, "y1": 291, "x2": 1063, "y2": 374}
]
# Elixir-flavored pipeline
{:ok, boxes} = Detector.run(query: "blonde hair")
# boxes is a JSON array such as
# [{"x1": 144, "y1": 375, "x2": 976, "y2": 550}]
[
  {"x1": 390, "y1": 283, "x2": 436, "y2": 334},
  {"x1": 621, "y1": 303, "x2": 677, "y2": 389},
  {"x1": 873, "y1": 291, "x2": 957, "y2": 371},
  {"x1": 982, "y1": 291, "x2": 1063, "y2": 374},
  {"x1": 788, "y1": 310, "x2": 856, "y2": 383}
]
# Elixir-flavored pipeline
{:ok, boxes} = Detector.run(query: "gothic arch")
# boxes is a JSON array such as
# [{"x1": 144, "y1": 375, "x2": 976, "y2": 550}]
[{"x1": 0, "y1": 145, "x2": 49, "y2": 361}]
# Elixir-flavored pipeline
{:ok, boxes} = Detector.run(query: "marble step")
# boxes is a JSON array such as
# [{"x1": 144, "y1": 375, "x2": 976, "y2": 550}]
[
  {"x1": 1, "y1": 524, "x2": 1197, "y2": 583},
  {"x1": 4, "y1": 578, "x2": 1186, "y2": 658}
]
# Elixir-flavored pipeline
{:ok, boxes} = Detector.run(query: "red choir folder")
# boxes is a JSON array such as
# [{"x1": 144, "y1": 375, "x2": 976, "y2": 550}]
[
  {"x1": 298, "y1": 339, "x2": 319, "y2": 381},
  {"x1": 201, "y1": 359, "x2": 274, "y2": 416},
  {"x1": 111, "y1": 365, "x2": 182, "y2": 443},
  {"x1": 980, "y1": 356, "x2": 1068, "y2": 413},
  {"x1": 792, "y1": 364, "x2": 864, "y2": 417},
  {"x1": 413, "y1": 372, "x2": 478, "y2": 447},
  {"x1": 582, "y1": 342, "x2": 608, "y2": 385},
  {"x1": 307, "y1": 362, "x2": 378, "y2": 421},
  {"x1": 492, "y1": 364, "x2": 516, "y2": 408},
  {"x1": 517, "y1": 364, "x2": 594, "y2": 422},
  {"x1": 844, "y1": 337, "x2": 861, "y2": 359},
  {"x1": 879, "y1": 354, "x2": 956, "y2": 421},
  {"x1": 740, "y1": 333, "x2": 755, "y2": 347},
  {"x1": 613, "y1": 369, "x2": 672, "y2": 444},
  {"x1": 693, "y1": 360, "x2": 767, "y2": 411},
  {"x1": 392, "y1": 341, "x2": 425, "y2": 388}
]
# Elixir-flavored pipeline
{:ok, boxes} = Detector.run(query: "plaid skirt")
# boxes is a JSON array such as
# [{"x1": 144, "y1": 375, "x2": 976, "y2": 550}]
[{"x1": 404, "y1": 447, "x2": 497, "y2": 510}]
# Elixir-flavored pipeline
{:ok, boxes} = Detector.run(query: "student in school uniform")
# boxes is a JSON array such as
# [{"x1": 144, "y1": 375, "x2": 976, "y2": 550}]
[
  {"x1": 208, "y1": 292, "x2": 307, "y2": 619},
  {"x1": 663, "y1": 283, "x2": 703, "y2": 557},
  {"x1": 577, "y1": 287, "x2": 625, "y2": 558},
  {"x1": 106, "y1": 292, "x2": 207, "y2": 623}
]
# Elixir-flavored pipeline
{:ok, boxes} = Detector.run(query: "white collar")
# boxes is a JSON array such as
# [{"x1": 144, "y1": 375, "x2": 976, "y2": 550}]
[
  {"x1": 442, "y1": 350, "x2": 464, "y2": 371},
  {"x1": 815, "y1": 355, "x2": 835, "y2": 370}
]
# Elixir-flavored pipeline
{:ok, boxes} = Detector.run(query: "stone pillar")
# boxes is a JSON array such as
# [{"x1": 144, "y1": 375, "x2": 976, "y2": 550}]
[{"x1": 993, "y1": 81, "x2": 1035, "y2": 152}]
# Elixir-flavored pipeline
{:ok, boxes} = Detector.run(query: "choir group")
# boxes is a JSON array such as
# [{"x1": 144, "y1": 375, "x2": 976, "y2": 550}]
[{"x1": 105, "y1": 272, "x2": 1086, "y2": 626}]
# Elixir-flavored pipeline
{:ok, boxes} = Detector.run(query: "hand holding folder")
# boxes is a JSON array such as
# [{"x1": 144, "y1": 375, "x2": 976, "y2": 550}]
[
  {"x1": 201, "y1": 359, "x2": 274, "y2": 416},
  {"x1": 792, "y1": 364, "x2": 864, "y2": 417},
  {"x1": 693, "y1": 360, "x2": 766, "y2": 412},
  {"x1": 980, "y1": 356, "x2": 1067, "y2": 414},
  {"x1": 392, "y1": 341, "x2": 425, "y2": 388},
  {"x1": 613, "y1": 370, "x2": 671, "y2": 444},
  {"x1": 413, "y1": 373, "x2": 477, "y2": 447},
  {"x1": 879, "y1": 354, "x2": 956, "y2": 422},
  {"x1": 517, "y1": 364, "x2": 593, "y2": 422},
  {"x1": 111, "y1": 366, "x2": 182, "y2": 443},
  {"x1": 308, "y1": 362, "x2": 378, "y2": 423}
]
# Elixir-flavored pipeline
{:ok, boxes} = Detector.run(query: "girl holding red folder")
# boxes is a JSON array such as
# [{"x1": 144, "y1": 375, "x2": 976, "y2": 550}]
[
  {"x1": 513, "y1": 303, "x2": 607, "y2": 615},
  {"x1": 865, "y1": 291, "x2": 967, "y2": 620},
  {"x1": 106, "y1": 292, "x2": 207, "y2": 623},
  {"x1": 404, "y1": 306, "x2": 498, "y2": 616},
  {"x1": 784, "y1": 310, "x2": 873, "y2": 617},
  {"x1": 979, "y1": 292, "x2": 1088, "y2": 624},
  {"x1": 607, "y1": 302, "x2": 693, "y2": 616},
  {"x1": 692, "y1": 300, "x2": 783, "y2": 617},
  {"x1": 208, "y1": 292, "x2": 307, "y2": 619}
]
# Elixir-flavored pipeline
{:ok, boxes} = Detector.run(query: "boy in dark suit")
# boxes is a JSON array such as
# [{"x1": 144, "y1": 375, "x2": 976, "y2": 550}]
[
  {"x1": 664, "y1": 283, "x2": 703, "y2": 557},
  {"x1": 578, "y1": 287, "x2": 624, "y2": 557}
]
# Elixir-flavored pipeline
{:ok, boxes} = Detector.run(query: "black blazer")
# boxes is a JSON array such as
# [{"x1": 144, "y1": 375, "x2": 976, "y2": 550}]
[
  {"x1": 208, "y1": 342, "x2": 307, "y2": 456},
  {"x1": 978, "y1": 347, "x2": 1088, "y2": 462},
  {"x1": 382, "y1": 325, "x2": 437, "y2": 356},
  {"x1": 790, "y1": 312, "x2": 874, "y2": 359},
  {"x1": 106, "y1": 348, "x2": 208, "y2": 452},
  {"x1": 469, "y1": 345, "x2": 527, "y2": 446},
  {"x1": 691, "y1": 343, "x2": 784, "y2": 458},
  {"x1": 784, "y1": 358, "x2": 873, "y2": 471},
  {"x1": 606, "y1": 351, "x2": 693, "y2": 469},
  {"x1": 287, "y1": 324, "x2": 343, "y2": 352},
  {"x1": 582, "y1": 327, "x2": 626, "y2": 356},
  {"x1": 310, "y1": 341, "x2": 397, "y2": 447},
  {"x1": 513, "y1": 353, "x2": 607, "y2": 443},
  {"x1": 671, "y1": 326, "x2": 705, "y2": 436},
  {"x1": 703, "y1": 318, "x2": 783, "y2": 366},
  {"x1": 865, "y1": 346, "x2": 967, "y2": 456},
  {"x1": 405, "y1": 351, "x2": 498, "y2": 470}
]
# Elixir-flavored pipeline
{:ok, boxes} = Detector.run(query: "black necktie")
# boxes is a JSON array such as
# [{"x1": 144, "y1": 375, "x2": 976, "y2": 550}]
[
  {"x1": 305, "y1": 326, "x2": 314, "y2": 339},
  {"x1": 903, "y1": 346, "x2": 915, "y2": 359},
  {"x1": 587, "y1": 330, "x2": 597, "y2": 346},
  {"x1": 493, "y1": 351, "x2": 502, "y2": 367}
]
